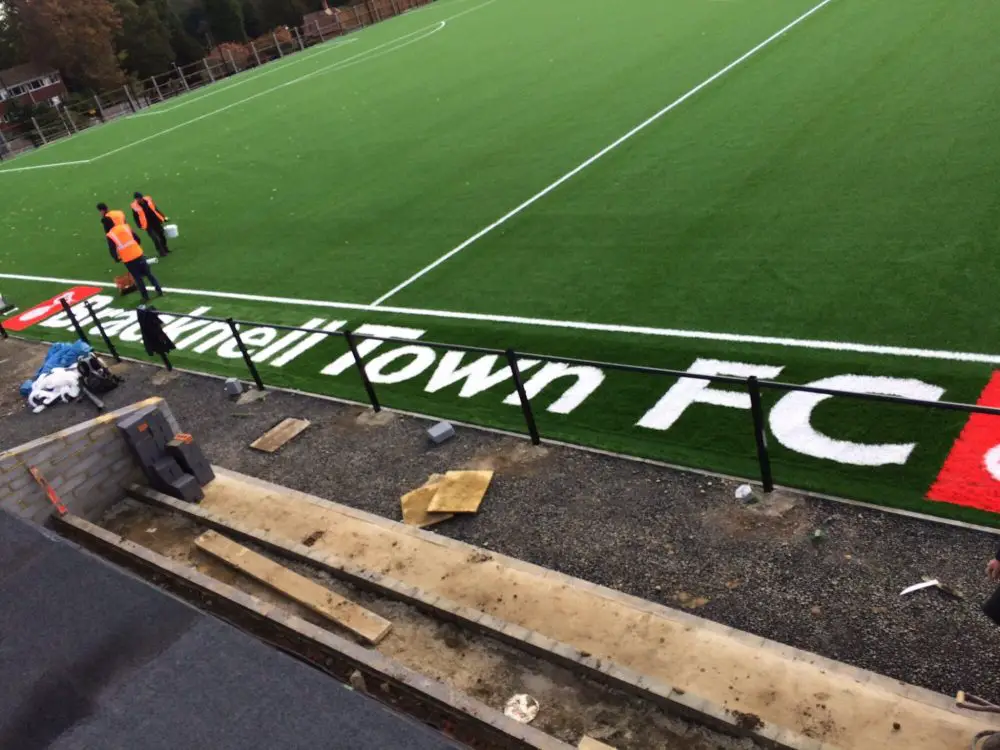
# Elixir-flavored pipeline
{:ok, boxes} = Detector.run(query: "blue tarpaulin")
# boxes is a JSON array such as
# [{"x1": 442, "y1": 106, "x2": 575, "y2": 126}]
[{"x1": 19, "y1": 340, "x2": 92, "y2": 396}]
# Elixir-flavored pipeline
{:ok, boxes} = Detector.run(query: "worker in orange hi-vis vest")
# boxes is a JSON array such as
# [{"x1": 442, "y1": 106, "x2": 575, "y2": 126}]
[
  {"x1": 107, "y1": 222, "x2": 163, "y2": 301},
  {"x1": 97, "y1": 202, "x2": 127, "y2": 238},
  {"x1": 131, "y1": 192, "x2": 171, "y2": 257}
]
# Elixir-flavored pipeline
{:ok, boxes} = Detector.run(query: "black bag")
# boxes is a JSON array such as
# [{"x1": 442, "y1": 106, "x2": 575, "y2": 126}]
[{"x1": 77, "y1": 353, "x2": 122, "y2": 394}]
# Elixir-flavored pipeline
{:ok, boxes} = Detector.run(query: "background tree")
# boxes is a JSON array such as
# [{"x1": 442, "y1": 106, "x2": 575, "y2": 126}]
[
  {"x1": 113, "y1": 0, "x2": 175, "y2": 79},
  {"x1": 11, "y1": 0, "x2": 123, "y2": 90},
  {"x1": 202, "y1": 0, "x2": 245, "y2": 43},
  {"x1": 0, "y1": 5, "x2": 25, "y2": 69},
  {"x1": 258, "y1": 0, "x2": 307, "y2": 30}
]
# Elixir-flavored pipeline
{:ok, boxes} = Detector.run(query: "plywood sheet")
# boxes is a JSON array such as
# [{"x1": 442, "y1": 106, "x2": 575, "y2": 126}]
[
  {"x1": 195, "y1": 530, "x2": 391, "y2": 644},
  {"x1": 250, "y1": 418, "x2": 310, "y2": 453},
  {"x1": 401, "y1": 477, "x2": 453, "y2": 528},
  {"x1": 578, "y1": 739, "x2": 616, "y2": 750},
  {"x1": 427, "y1": 470, "x2": 493, "y2": 513}
]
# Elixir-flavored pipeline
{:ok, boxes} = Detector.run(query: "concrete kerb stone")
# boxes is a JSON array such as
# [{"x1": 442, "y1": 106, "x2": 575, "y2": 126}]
[
  {"x1": 127, "y1": 481, "x2": 787, "y2": 747},
  {"x1": 53, "y1": 513, "x2": 574, "y2": 750}
]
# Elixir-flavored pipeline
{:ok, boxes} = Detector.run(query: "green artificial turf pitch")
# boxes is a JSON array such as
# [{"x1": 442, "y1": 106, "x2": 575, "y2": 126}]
[{"x1": 2, "y1": 0, "x2": 1000, "y2": 524}]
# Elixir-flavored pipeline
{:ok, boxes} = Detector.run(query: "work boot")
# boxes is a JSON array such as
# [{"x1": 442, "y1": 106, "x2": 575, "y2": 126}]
[{"x1": 981, "y1": 731, "x2": 1000, "y2": 750}]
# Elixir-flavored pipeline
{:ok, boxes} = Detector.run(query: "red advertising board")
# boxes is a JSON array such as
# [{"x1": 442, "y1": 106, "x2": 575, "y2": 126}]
[
  {"x1": 3, "y1": 287, "x2": 103, "y2": 332},
  {"x1": 927, "y1": 371, "x2": 1000, "y2": 514}
]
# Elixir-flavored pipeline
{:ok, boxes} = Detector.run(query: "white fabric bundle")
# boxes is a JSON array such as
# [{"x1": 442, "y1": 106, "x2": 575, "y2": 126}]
[{"x1": 27, "y1": 366, "x2": 81, "y2": 413}]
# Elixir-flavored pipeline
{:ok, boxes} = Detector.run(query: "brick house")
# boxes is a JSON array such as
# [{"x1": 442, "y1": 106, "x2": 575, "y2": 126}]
[{"x1": 0, "y1": 62, "x2": 68, "y2": 129}]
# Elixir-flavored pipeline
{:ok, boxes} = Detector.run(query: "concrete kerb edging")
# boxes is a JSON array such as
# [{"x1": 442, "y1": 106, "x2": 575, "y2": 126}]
[
  {"x1": 8, "y1": 335, "x2": 1000, "y2": 537},
  {"x1": 128, "y1": 473, "x2": 844, "y2": 750},
  {"x1": 53, "y1": 512, "x2": 573, "y2": 750}
]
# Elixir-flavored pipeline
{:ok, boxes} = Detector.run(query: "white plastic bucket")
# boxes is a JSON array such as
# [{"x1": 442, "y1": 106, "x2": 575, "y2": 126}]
[{"x1": 164, "y1": 224, "x2": 179, "y2": 239}]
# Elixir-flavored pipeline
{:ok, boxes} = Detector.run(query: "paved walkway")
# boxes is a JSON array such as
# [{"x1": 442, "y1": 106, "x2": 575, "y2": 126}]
[{"x1": 0, "y1": 509, "x2": 458, "y2": 750}]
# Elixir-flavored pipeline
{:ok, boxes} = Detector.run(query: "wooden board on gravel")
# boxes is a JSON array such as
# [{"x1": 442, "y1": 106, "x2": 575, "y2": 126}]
[
  {"x1": 401, "y1": 475, "x2": 453, "y2": 528},
  {"x1": 250, "y1": 418, "x2": 310, "y2": 453},
  {"x1": 195, "y1": 530, "x2": 391, "y2": 644},
  {"x1": 426, "y1": 470, "x2": 493, "y2": 513}
]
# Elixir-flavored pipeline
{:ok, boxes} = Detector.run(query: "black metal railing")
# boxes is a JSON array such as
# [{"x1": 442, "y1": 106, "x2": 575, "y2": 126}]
[{"x1": 39, "y1": 302, "x2": 1000, "y2": 495}]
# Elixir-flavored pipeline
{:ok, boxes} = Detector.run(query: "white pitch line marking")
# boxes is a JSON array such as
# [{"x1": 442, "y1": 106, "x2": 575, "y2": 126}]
[
  {"x1": 133, "y1": 38, "x2": 360, "y2": 118},
  {"x1": 1, "y1": 271, "x2": 997, "y2": 365},
  {"x1": 368, "y1": 0, "x2": 837, "y2": 307}
]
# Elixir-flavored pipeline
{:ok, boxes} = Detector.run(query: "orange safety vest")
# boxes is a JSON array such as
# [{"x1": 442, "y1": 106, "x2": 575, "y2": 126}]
[
  {"x1": 107, "y1": 224, "x2": 143, "y2": 263},
  {"x1": 131, "y1": 197, "x2": 165, "y2": 230},
  {"x1": 105, "y1": 209, "x2": 127, "y2": 227}
]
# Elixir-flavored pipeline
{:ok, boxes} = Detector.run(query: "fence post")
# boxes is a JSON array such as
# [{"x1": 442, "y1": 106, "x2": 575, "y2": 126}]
[
  {"x1": 226, "y1": 318, "x2": 265, "y2": 391},
  {"x1": 747, "y1": 376, "x2": 775, "y2": 493},
  {"x1": 227, "y1": 48, "x2": 239, "y2": 74},
  {"x1": 505, "y1": 349, "x2": 540, "y2": 445},
  {"x1": 61, "y1": 107, "x2": 78, "y2": 134},
  {"x1": 174, "y1": 64, "x2": 190, "y2": 91},
  {"x1": 93, "y1": 95, "x2": 107, "y2": 122},
  {"x1": 251, "y1": 41, "x2": 262, "y2": 67},
  {"x1": 315, "y1": 20, "x2": 325, "y2": 41},
  {"x1": 123, "y1": 86, "x2": 137, "y2": 113},
  {"x1": 294, "y1": 26, "x2": 306, "y2": 51},
  {"x1": 273, "y1": 32, "x2": 284, "y2": 58},
  {"x1": 344, "y1": 331, "x2": 380, "y2": 412},
  {"x1": 31, "y1": 117, "x2": 47, "y2": 145},
  {"x1": 390, "y1": 0, "x2": 400, "y2": 16},
  {"x1": 204, "y1": 59, "x2": 216, "y2": 83},
  {"x1": 84, "y1": 300, "x2": 119, "y2": 362},
  {"x1": 59, "y1": 298, "x2": 90, "y2": 346}
]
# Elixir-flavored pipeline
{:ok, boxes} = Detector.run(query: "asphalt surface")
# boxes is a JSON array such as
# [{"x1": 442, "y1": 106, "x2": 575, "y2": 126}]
[
  {"x1": 0, "y1": 506, "x2": 459, "y2": 750},
  {"x1": 2, "y1": 338, "x2": 1000, "y2": 702}
]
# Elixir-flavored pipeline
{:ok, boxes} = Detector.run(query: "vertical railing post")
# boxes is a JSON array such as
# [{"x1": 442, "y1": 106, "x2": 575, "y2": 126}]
[
  {"x1": 226, "y1": 318, "x2": 265, "y2": 390},
  {"x1": 294, "y1": 26, "x2": 305, "y2": 51},
  {"x1": 273, "y1": 32, "x2": 284, "y2": 57},
  {"x1": 251, "y1": 41, "x2": 262, "y2": 67},
  {"x1": 227, "y1": 49, "x2": 239, "y2": 74},
  {"x1": 93, "y1": 95, "x2": 107, "y2": 122},
  {"x1": 84, "y1": 300, "x2": 119, "y2": 362},
  {"x1": 31, "y1": 117, "x2": 47, "y2": 145},
  {"x1": 315, "y1": 20, "x2": 325, "y2": 41},
  {"x1": 204, "y1": 58, "x2": 216, "y2": 82},
  {"x1": 59, "y1": 298, "x2": 90, "y2": 346},
  {"x1": 151, "y1": 75, "x2": 164, "y2": 102},
  {"x1": 747, "y1": 376, "x2": 774, "y2": 493},
  {"x1": 505, "y1": 349, "x2": 540, "y2": 445},
  {"x1": 174, "y1": 63, "x2": 191, "y2": 91},
  {"x1": 344, "y1": 331, "x2": 380, "y2": 412},
  {"x1": 123, "y1": 86, "x2": 137, "y2": 113}
]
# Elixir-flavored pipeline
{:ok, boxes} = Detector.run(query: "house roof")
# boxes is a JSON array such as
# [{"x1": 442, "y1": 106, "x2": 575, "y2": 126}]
[{"x1": 0, "y1": 62, "x2": 57, "y2": 87}]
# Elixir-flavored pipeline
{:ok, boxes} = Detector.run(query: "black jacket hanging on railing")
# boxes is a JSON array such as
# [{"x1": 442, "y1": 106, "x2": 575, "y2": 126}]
[{"x1": 137, "y1": 306, "x2": 175, "y2": 356}]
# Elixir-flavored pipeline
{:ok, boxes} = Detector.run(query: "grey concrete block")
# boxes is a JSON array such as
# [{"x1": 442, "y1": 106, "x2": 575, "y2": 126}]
[
  {"x1": 59, "y1": 451, "x2": 109, "y2": 480},
  {"x1": 225, "y1": 378, "x2": 244, "y2": 396},
  {"x1": 426, "y1": 421, "x2": 456, "y2": 445}
]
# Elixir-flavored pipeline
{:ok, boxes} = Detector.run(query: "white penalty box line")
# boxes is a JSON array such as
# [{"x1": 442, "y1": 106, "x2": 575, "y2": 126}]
[
  {"x1": 2, "y1": 271, "x2": 999, "y2": 366},
  {"x1": 369, "y1": 0, "x2": 837, "y2": 307}
]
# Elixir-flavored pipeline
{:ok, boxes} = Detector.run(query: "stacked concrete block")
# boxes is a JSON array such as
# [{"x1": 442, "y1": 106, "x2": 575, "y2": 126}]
[{"x1": 0, "y1": 397, "x2": 180, "y2": 523}]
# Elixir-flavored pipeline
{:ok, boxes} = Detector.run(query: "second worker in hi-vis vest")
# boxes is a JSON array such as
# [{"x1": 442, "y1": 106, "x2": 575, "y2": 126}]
[
  {"x1": 107, "y1": 223, "x2": 163, "y2": 301},
  {"x1": 131, "y1": 192, "x2": 171, "y2": 258}
]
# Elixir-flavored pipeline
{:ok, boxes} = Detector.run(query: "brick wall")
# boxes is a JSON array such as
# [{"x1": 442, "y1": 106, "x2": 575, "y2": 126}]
[{"x1": 0, "y1": 398, "x2": 180, "y2": 524}]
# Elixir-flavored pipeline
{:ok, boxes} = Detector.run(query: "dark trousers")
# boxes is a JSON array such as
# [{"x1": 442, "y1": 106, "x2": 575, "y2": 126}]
[
  {"x1": 147, "y1": 225, "x2": 169, "y2": 256},
  {"x1": 124, "y1": 257, "x2": 162, "y2": 300}
]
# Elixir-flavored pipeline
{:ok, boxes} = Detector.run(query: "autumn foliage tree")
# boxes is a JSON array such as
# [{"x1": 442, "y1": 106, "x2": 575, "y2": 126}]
[{"x1": 11, "y1": 0, "x2": 124, "y2": 90}]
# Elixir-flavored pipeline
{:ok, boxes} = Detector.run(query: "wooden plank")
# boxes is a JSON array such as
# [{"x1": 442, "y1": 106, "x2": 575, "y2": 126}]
[
  {"x1": 250, "y1": 418, "x2": 310, "y2": 453},
  {"x1": 427, "y1": 470, "x2": 494, "y2": 513},
  {"x1": 578, "y1": 738, "x2": 616, "y2": 750},
  {"x1": 401, "y1": 474, "x2": 454, "y2": 528},
  {"x1": 195, "y1": 530, "x2": 391, "y2": 645}
]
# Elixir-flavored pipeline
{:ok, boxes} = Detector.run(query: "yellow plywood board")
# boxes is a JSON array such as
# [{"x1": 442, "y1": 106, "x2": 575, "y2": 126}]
[
  {"x1": 426, "y1": 470, "x2": 494, "y2": 513},
  {"x1": 195, "y1": 530, "x2": 391, "y2": 644},
  {"x1": 578, "y1": 738, "x2": 616, "y2": 750},
  {"x1": 250, "y1": 418, "x2": 310, "y2": 453},
  {"x1": 401, "y1": 478, "x2": 454, "y2": 528}
]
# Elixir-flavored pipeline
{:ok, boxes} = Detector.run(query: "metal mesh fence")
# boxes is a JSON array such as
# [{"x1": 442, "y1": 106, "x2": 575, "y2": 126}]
[{"x1": 0, "y1": 0, "x2": 435, "y2": 160}]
